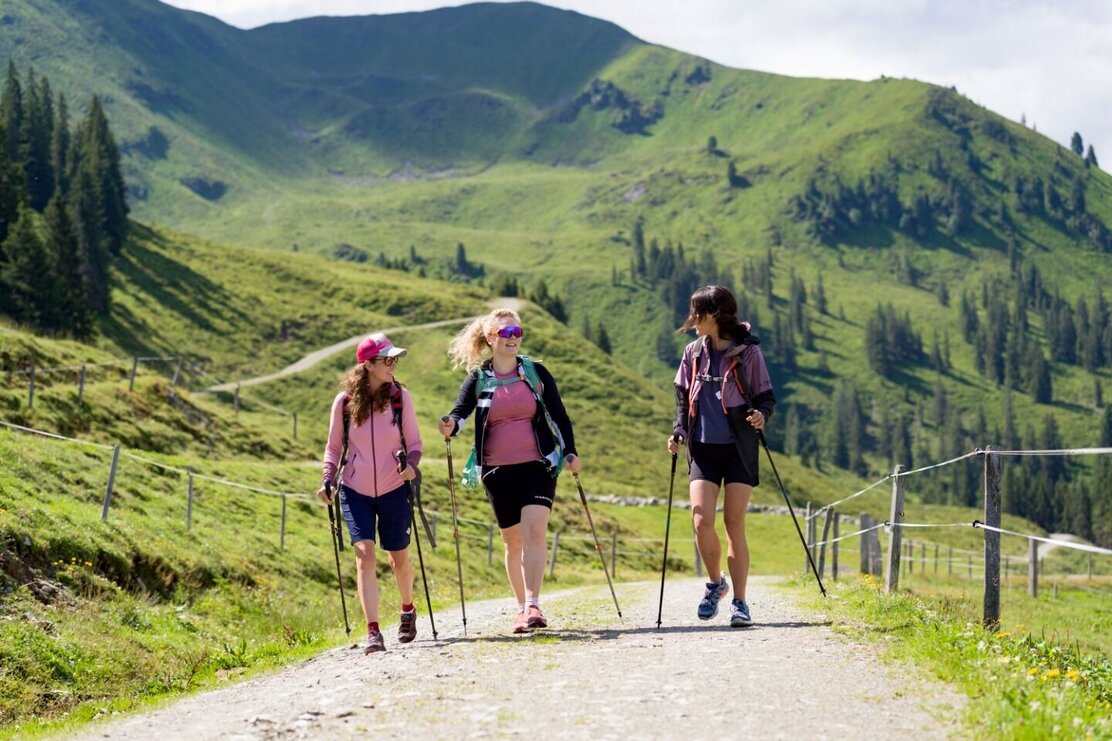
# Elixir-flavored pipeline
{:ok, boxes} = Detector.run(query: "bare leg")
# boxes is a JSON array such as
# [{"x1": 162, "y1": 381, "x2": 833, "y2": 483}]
[
  {"x1": 353, "y1": 540, "x2": 379, "y2": 623},
  {"x1": 690, "y1": 480, "x2": 722, "y2": 581},
  {"x1": 388, "y1": 548, "x2": 414, "y2": 606},
  {"x1": 500, "y1": 524, "x2": 526, "y2": 604},
  {"x1": 519, "y1": 504, "x2": 550, "y2": 601},
  {"x1": 722, "y1": 483, "x2": 753, "y2": 601}
]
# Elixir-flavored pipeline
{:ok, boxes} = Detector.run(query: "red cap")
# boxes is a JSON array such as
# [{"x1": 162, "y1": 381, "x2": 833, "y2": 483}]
[{"x1": 356, "y1": 333, "x2": 407, "y2": 364}]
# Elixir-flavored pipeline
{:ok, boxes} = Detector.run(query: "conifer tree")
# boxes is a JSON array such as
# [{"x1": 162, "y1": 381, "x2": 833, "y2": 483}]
[
  {"x1": 43, "y1": 191, "x2": 90, "y2": 337},
  {"x1": 595, "y1": 322, "x2": 612, "y2": 354},
  {"x1": 50, "y1": 93, "x2": 69, "y2": 196},
  {"x1": 1070, "y1": 131, "x2": 1084, "y2": 156},
  {"x1": 0, "y1": 204, "x2": 53, "y2": 328},
  {"x1": 74, "y1": 96, "x2": 128, "y2": 255},
  {"x1": 0, "y1": 142, "x2": 23, "y2": 243},
  {"x1": 0, "y1": 60, "x2": 22, "y2": 162},
  {"x1": 1085, "y1": 144, "x2": 1099, "y2": 168}
]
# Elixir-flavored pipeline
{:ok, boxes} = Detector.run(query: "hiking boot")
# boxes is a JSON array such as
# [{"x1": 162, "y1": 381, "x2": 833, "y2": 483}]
[
  {"x1": 397, "y1": 610, "x2": 417, "y2": 643},
  {"x1": 364, "y1": 627, "x2": 386, "y2": 654},
  {"x1": 512, "y1": 610, "x2": 529, "y2": 634},
  {"x1": 729, "y1": 598, "x2": 753, "y2": 628},
  {"x1": 526, "y1": 604, "x2": 547, "y2": 630},
  {"x1": 697, "y1": 576, "x2": 729, "y2": 620}
]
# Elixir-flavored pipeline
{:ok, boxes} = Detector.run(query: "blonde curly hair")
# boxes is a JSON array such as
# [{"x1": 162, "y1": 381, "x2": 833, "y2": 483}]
[{"x1": 447, "y1": 308, "x2": 521, "y2": 371}]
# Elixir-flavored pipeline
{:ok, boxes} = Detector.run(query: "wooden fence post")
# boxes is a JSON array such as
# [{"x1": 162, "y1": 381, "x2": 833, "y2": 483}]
[
  {"x1": 129, "y1": 357, "x2": 139, "y2": 392},
  {"x1": 869, "y1": 527, "x2": 882, "y2": 576},
  {"x1": 817, "y1": 508, "x2": 833, "y2": 578},
  {"x1": 234, "y1": 383, "x2": 241, "y2": 416},
  {"x1": 77, "y1": 365, "x2": 86, "y2": 406},
  {"x1": 948, "y1": 545, "x2": 953, "y2": 576},
  {"x1": 832, "y1": 512, "x2": 840, "y2": 581},
  {"x1": 1088, "y1": 553, "x2": 1092, "y2": 581},
  {"x1": 280, "y1": 495, "x2": 287, "y2": 550},
  {"x1": 968, "y1": 554, "x2": 972, "y2": 578},
  {"x1": 430, "y1": 514, "x2": 438, "y2": 544},
  {"x1": 1028, "y1": 538, "x2": 1038, "y2": 598},
  {"x1": 548, "y1": 531, "x2": 560, "y2": 578},
  {"x1": 907, "y1": 539, "x2": 913, "y2": 575},
  {"x1": 921, "y1": 542, "x2": 927, "y2": 573},
  {"x1": 28, "y1": 359, "x2": 35, "y2": 409},
  {"x1": 934, "y1": 543, "x2": 939, "y2": 574},
  {"x1": 291, "y1": 413, "x2": 298, "y2": 439},
  {"x1": 983, "y1": 447, "x2": 1002, "y2": 631},
  {"x1": 859, "y1": 513, "x2": 871, "y2": 574},
  {"x1": 172, "y1": 356, "x2": 184, "y2": 386},
  {"x1": 886, "y1": 464, "x2": 905, "y2": 592},
  {"x1": 187, "y1": 472, "x2": 194, "y2": 530},
  {"x1": 487, "y1": 523, "x2": 495, "y2": 566},
  {"x1": 101, "y1": 445, "x2": 121, "y2": 522}
]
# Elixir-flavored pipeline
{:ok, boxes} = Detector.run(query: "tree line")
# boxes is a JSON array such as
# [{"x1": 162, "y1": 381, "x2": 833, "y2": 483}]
[{"x1": 0, "y1": 61, "x2": 128, "y2": 337}]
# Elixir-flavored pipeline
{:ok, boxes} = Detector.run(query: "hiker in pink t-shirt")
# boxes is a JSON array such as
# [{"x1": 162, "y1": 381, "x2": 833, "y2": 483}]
[
  {"x1": 317, "y1": 333, "x2": 423, "y2": 654},
  {"x1": 438, "y1": 308, "x2": 579, "y2": 634}
]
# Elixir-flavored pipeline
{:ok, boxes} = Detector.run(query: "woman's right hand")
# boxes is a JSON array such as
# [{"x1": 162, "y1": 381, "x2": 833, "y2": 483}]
[
  {"x1": 666, "y1": 435, "x2": 683, "y2": 455},
  {"x1": 438, "y1": 416, "x2": 455, "y2": 437},
  {"x1": 316, "y1": 484, "x2": 332, "y2": 506}
]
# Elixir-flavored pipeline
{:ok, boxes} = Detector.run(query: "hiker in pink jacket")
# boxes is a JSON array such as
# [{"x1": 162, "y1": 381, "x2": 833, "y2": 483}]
[{"x1": 317, "y1": 333, "x2": 423, "y2": 654}]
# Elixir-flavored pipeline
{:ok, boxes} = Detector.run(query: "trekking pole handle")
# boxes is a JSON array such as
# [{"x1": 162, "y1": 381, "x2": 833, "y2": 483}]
[{"x1": 323, "y1": 480, "x2": 334, "y2": 505}]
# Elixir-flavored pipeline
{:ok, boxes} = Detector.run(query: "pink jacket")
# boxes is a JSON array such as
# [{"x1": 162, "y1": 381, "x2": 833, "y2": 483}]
[{"x1": 321, "y1": 389, "x2": 423, "y2": 497}]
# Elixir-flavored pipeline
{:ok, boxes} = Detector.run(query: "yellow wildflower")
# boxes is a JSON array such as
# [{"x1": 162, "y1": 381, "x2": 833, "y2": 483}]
[
  {"x1": 1027, "y1": 667, "x2": 1039, "y2": 676},
  {"x1": 1044, "y1": 668, "x2": 1061, "y2": 679},
  {"x1": 1066, "y1": 670, "x2": 1081, "y2": 682},
  {"x1": 996, "y1": 631, "x2": 1012, "y2": 639}
]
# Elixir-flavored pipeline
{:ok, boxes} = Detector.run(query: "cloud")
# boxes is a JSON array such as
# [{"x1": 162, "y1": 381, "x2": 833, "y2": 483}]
[{"x1": 163, "y1": 0, "x2": 1112, "y2": 163}]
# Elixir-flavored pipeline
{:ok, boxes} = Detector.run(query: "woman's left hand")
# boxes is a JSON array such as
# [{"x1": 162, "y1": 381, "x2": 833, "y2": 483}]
[
  {"x1": 565, "y1": 453, "x2": 581, "y2": 475},
  {"x1": 398, "y1": 465, "x2": 418, "y2": 482},
  {"x1": 746, "y1": 409, "x2": 765, "y2": 430}
]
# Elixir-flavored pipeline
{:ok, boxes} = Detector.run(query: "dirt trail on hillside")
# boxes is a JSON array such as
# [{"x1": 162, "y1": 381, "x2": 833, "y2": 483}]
[
  {"x1": 71, "y1": 576, "x2": 963, "y2": 739},
  {"x1": 204, "y1": 298, "x2": 528, "y2": 393}
]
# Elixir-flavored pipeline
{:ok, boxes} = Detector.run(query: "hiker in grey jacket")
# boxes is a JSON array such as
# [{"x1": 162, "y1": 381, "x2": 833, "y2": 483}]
[
  {"x1": 439, "y1": 308, "x2": 579, "y2": 634},
  {"x1": 668, "y1": 285, "x2": 776, "y2": 628}
]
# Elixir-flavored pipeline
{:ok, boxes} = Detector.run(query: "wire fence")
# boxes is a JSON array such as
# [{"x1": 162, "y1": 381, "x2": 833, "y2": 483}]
[
  {"x1": 0, "y1": 353, "x2": 302, "y2": 437},
  {"x1": 798, "y1": 445, "x2": 1112, "y2": 629}
]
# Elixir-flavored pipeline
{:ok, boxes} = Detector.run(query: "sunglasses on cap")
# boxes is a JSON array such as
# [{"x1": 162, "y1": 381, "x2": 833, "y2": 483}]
[{"x1": 495, "y1": 325, "x2": 523, "y2": 339}]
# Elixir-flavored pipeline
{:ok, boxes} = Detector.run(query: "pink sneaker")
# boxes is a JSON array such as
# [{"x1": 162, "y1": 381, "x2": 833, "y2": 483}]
[
  {"x1": 511, "y1": 610, "x2": 529, "y2": 634},
  {"x1": 525, "y1": 605, "x2": 547, "y2": 630}
]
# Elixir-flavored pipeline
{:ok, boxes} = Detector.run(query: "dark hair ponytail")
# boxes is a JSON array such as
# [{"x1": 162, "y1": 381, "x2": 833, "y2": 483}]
[{"x1": 678, "y1": 284, "x2": 751, "y2": 343}]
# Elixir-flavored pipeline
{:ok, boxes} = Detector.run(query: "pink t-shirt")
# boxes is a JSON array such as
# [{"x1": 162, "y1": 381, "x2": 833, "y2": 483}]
[{"x1": 483, "y1": 371, "x2": 541, "y2": 466}]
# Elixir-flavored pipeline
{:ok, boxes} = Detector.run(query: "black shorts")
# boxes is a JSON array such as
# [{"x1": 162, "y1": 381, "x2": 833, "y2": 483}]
[
  {"x1": 689, "y1": 437, "x2": 759, "y2": 487},
  {"x1": 481, "y1": 461, "x2": 556, "y2": 529}
]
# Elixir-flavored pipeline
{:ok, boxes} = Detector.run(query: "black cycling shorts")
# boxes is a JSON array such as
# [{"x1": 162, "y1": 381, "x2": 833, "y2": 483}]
[
  {"x1": 689, "y1": 436, "x2": 759, "y2": 487},
  {"x1": 481, "y1": 461, "x2": 556, "y2": 529}
]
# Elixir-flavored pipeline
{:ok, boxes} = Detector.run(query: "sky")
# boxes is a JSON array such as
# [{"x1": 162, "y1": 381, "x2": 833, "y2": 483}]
[{"x1": 162, "y1": 0, "x2": 1112, "y2": 163}]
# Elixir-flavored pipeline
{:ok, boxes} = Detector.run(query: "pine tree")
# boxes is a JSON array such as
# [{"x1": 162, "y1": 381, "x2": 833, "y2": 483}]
[
  {"x1": 1085, "y1": 144, "x2": 1099, "y2": 168},
  {"x1": 50, "y1": 93, "x2": 70, "y2": 196},
  {"x1": 20, "y1": 68, "x2": 54, "y2": 210},
  {"x1": 0, "y1": 204, "x2": 54, "y2": 328},
  {"x1": 1029, "y1": 352, "x2": 1052, "y2": 403},
  {"x1": 70, "y1": 162, "x2": 110, "y2": 313},
  {"x1": 595, "y1": 322, "x2": 612, "y2": 354},
  {"x1": 1070, "y1": 131, "x2": 1084, "y2": 156},
  {"x1": 0, "y1": 60, "x2": 22, "y2": 162},
  {"x1": 43, "y1": 191, "x2": 91, "y2": 337},
  {"x1": 74, "y1": 96, "x2": 128, "y2": 254},
  {"x1": 0, "y1": 142, "x2": 23, "y2": 244},
  {"x1": 814, "y1": 274, "x2": 827, "y2": 315}
]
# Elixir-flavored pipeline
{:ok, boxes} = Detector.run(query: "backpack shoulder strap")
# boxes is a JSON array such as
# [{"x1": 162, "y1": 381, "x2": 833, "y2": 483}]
[
  {"x1": 519, "y1": 356, "x2": 543, "y2": 395},
  {"x1": 390, "y1": 383, "x2": 407, "y2": 451},
  {"x1": 341, "y1": 395, "x2": 351, "y2": 452}
]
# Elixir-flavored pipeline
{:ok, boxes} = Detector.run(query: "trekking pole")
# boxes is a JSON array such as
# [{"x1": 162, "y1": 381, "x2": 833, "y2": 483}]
[
  {"x1": 656, "y1": 437, "x2": 681, "y2": 628},
  {"x1": 323, "y1": 481, "x2": 351, "y2": 635},
  {"x1": 441, "y1": 419, "x2": 469, "y2": 636},
  {"x1": 400, "y1": 450, "x2": 438, "y2": 640},
  {"x1": 757, "y1": 431, "x2": 826, "y2": 597},
  {"x1": 571, "y1": 469, "x2": 623, "y2": 619}
]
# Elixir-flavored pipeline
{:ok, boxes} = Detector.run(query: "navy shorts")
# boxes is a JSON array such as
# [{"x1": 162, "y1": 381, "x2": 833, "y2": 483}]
[
  {"x1": 689, "y1": 439, "x2": 758, "y2": 487},
  {"x1": 481, "y1": 461, "x2": 556, "y2": 529},
  {"x1": 340, "y1": 483, "x2": 412, "y2": 551}
]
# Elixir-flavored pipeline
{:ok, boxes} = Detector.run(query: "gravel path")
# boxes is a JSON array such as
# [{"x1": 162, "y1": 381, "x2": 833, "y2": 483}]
[{"x1": 72, "y1": 576, "x2": 963, "y2": 739}]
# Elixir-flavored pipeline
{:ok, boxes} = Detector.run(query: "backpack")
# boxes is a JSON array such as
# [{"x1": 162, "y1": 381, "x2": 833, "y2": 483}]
[{"x1": 460, "y1": 356, "x2": 565, "y2": 488}]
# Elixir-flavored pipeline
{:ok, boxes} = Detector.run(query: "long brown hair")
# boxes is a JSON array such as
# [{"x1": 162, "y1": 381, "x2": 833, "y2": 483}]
[
  {"x1": 341, "y1": 362, "x2": 393, "y2": 426},
  {"x1": 678, "y1": 285, "x2": 751, "y2": 342}
]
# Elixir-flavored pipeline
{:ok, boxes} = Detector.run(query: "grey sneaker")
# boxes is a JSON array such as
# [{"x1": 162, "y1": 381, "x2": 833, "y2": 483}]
[
  {"x1": 697, "y1": 576, "x2": 729, "y2": 620},
  {"x1": 364, "y1": 627, "x2": 386, "y2": 654},
  {"x1": 729, "y1": 598, "x2": 753, "y2": 627},
  {"x1": 397, "y1": 610, "x2": 417, "y2": 643}
]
